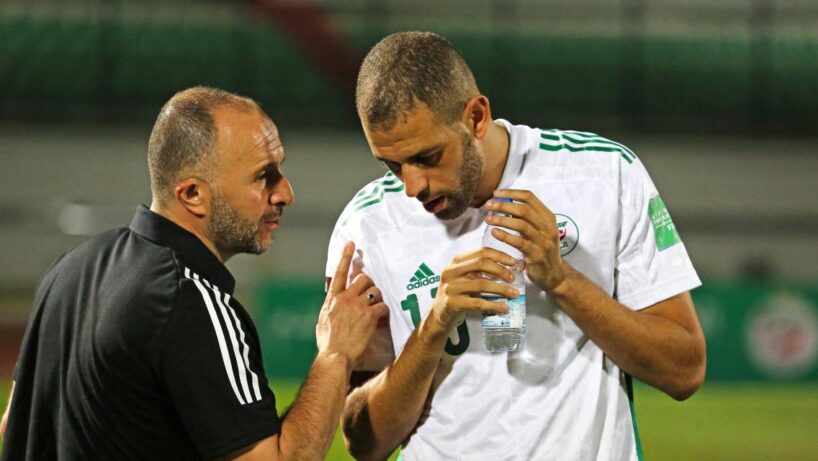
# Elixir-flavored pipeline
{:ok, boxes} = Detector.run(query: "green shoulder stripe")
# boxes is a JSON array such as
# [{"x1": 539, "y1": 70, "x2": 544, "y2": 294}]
[
  {"x1": 563, "y1": 130, "x2": 638, "y2": 162},
  {"x1": 353, "y1": 171, "x2": 401, "y2": 205},
  {"x1": 332, "y1": 173, "x2": 404, "y2": 237},
  {"x1": 354, "y1": 181, "x2": 394, "y2": 200},
  {"x1": 354, "y1": 184, "x2": 404, "y2": 212},
  {"x1": 539, "y1": 130, "x2": 635, "y2": 164},
  {"x1": 351, "y1": 172, "x2": 404, "y2": 212}
]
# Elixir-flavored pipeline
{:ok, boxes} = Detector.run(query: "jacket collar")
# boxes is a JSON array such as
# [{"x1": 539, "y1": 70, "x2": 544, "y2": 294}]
[{"x1": 129, "y1": 205, "x2": 236, "y2": 293}]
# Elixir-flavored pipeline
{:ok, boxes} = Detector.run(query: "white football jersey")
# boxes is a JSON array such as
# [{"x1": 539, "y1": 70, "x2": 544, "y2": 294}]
[{"x1": 326, "y1": 120, "x2": 701, "y2": 461}]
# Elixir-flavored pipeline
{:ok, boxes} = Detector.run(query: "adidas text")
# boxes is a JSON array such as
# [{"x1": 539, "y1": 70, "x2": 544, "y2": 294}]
[{"x1": 407, "y1": 275, "x2": 440, "y2": 291}]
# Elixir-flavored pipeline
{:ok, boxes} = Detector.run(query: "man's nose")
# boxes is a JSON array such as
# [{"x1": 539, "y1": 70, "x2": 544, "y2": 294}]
[
  {"x1": 401, "y1": 166, "x2": 428, "y2": 199},
  {"x1": 270, "y1": 175, "x2": 295, "y2": 206}
]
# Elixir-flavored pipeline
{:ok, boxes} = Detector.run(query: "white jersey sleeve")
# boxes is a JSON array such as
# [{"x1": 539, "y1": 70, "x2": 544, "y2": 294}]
[
  {"x1": 326, "y1": 207, "x2": 395, "y2": 371},
  {"x1": 614, "y1": 153, "x2": 701, "y2": 310}
]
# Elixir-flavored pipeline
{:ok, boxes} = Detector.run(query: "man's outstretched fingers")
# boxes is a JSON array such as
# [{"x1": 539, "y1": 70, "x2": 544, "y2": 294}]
[{"x1": 328, "y1": 242, "x2": 355, "y2": 295}]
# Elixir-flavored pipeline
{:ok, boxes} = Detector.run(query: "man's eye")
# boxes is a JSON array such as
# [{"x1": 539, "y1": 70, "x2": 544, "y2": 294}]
[
  {"x1": 258, "y1": 169, "x2": 277, "y2": 183},
  {"x1": 382, "y1": 161, "x2": 401, "y2": 175},
  {"x1": 417, "y1": 152, "x2": 440, "y2": 167}
]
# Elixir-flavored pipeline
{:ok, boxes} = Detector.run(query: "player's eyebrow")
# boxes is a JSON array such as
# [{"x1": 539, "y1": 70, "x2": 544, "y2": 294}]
[{"x1": 374, "y1": 143, "x2": 445, "y2": 164}]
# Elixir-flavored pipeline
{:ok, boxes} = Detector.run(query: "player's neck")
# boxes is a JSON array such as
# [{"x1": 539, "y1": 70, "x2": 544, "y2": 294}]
[
  {"x1": 150, "y1": 201, "x2": 231, "y2": 263},
  {"x1": 473, "y1": 120, "x2": 510, "y2": 207}
]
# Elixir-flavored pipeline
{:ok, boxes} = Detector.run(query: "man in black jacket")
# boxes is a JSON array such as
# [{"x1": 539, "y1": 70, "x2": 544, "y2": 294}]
[{"x1": 0, "y1": 86, "x2": 386, "y2": 460}]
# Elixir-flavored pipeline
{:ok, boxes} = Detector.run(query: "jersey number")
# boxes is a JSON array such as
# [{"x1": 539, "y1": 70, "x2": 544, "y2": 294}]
[{"x1": 401, "y1": 288, "x2": 470, "y2": 355}]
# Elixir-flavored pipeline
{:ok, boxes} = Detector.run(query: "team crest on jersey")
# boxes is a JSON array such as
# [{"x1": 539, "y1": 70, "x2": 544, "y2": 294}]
[
  {"x1": 556, "y1": 214, "x2": 578, "y2": 256},
  {"x1": 406, "y1": 262, "x2": 440, "y2": 291}
]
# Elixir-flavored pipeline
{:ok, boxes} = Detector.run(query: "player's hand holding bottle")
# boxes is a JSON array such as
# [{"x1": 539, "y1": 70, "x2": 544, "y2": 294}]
[
  {"x1": 486, "y1": 189, "x2": 569, "y2": 293},
  {"x1": 429, "y1": 248, "x2": 519, "y2": 332}
]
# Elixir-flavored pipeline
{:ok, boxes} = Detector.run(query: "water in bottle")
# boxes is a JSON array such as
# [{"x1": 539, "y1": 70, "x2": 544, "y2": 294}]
[{"x1": 481, "y1": 197, "x2": 526, "y2": 352}]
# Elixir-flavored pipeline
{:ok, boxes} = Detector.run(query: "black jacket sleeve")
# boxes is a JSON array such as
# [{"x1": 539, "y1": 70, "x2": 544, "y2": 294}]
[{"x1": 155, "y1": 274, "x2": 282, "y2": 460}]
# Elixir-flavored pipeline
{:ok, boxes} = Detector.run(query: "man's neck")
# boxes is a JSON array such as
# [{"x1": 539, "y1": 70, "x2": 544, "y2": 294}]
[
  {"x1": 472, "y1": 120, "x2": 511, "y2": 207},
  {"x1": 149, "y1": 202, "x2": 230, "y2": 263}
]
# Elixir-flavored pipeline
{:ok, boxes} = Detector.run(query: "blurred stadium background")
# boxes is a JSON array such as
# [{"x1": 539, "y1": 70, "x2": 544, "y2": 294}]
[{"x1": 1, "y1": 0, "x2": 817, "y2": 459}]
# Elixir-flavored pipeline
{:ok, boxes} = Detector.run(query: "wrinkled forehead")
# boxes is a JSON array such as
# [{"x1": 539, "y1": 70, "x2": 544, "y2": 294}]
[
  {"x1": 212, "y1": 108, "x2": 285, "y2": 168},
  {"x1": 258, "y1": 115, "x2": 284, "y2": 159}
]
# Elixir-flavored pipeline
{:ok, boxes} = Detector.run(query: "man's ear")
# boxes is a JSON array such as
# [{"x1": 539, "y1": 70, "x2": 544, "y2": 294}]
[
  {"x1": 461, "y1": 95, "x2": 492, "y2": 140},
  {"x1": 174, "y1": 178, "x2": 209, "y2": 218}
]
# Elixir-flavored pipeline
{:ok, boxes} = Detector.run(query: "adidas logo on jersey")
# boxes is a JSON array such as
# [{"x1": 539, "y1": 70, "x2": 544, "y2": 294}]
[{"x1": 406, "y1": 263, "x2": 440, "y2": 291}]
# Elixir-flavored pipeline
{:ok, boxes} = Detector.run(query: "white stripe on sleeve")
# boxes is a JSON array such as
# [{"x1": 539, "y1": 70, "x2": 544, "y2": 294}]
[
  {"x1": 185, "y1": 268, "x2": 246, "y2": 405},
  {"x1": 224, "y1": 292, "x2": 263, "y2": 401},
  {"x1": 203, "y1": 280, "x2": 254, "y2": 404}
]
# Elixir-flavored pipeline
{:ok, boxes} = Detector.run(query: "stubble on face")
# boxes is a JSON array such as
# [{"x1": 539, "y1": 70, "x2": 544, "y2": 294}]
[
  {"x1": 209, "y1": 190, "x2": 276, "y2": 256},
  {"x1": 428, "y1": 131, "x2": 483, "y2": 220}
]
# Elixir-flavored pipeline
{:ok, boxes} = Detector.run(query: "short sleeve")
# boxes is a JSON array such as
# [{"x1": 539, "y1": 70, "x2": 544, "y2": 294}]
[
  {"x1": 614, "y1": 156, "x2": 701, "y2": 310},
  {"x1": 326, "y1": 216, "x2": 395, "y2": 372},
  {"x1": 156, "y1": 274, "x2": 281, "y2": 460}
]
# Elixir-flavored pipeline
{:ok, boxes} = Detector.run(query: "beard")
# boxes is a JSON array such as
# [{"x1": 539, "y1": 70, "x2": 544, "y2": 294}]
[
  {"x1": 209, "y1": 193, "x2": 272, "y2": 256},
  {"x1": 426, "y1": 132, "x2": 483, "y2": 220}
]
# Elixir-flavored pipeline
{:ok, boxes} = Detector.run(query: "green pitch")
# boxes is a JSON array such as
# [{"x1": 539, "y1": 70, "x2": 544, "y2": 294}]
[
  {"x1": 0, "y1": 380, "x2": 8, "y2": 454},
  {"x1": 1, "y1": 379, "x2": 816, "y2": 460},
  {"x1": 634, "y1": 382, "x2": 818, "y2": 460}
]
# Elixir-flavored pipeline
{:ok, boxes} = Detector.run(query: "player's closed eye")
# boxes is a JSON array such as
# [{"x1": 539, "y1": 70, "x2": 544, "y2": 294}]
[
  {"x1": 414, "y1": 151, "x2": 441, "y2": 167},
  {"x1": 382, "y1": 160, "x2": 401, "y2": 175}
]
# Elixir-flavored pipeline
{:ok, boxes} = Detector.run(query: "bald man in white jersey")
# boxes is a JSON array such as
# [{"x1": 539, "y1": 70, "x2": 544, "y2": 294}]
[{"x1": 327, "y1": 32, "x2": 706, "y2": 461}]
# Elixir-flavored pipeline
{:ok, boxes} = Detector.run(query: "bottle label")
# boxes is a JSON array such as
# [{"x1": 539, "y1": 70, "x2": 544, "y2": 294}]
[{"x1": 481, "y1": 295, "x2": 526, "y2": 329}]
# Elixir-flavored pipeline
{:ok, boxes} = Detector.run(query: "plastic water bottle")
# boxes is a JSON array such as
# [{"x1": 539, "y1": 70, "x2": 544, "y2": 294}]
[{"x1": 481, "y1": 197, "x2": 526, "y2": 352}]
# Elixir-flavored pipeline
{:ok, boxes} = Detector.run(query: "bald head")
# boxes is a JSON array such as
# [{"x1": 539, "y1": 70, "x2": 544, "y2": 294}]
[
  {"x1": 356, "y1": 31, "x2": 480, "y2": 131},
  {"x1": 148, "y1": 86, "x2": 259, "y2": 208}
]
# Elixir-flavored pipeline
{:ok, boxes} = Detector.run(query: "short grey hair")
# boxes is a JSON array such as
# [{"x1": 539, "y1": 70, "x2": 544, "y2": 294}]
[
  {"x1": 356, "y1": 31, "x2": 479, "y2": 130},
  {"x1": 147, "y1": 86, "x2": 258, "y2": 207}
]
